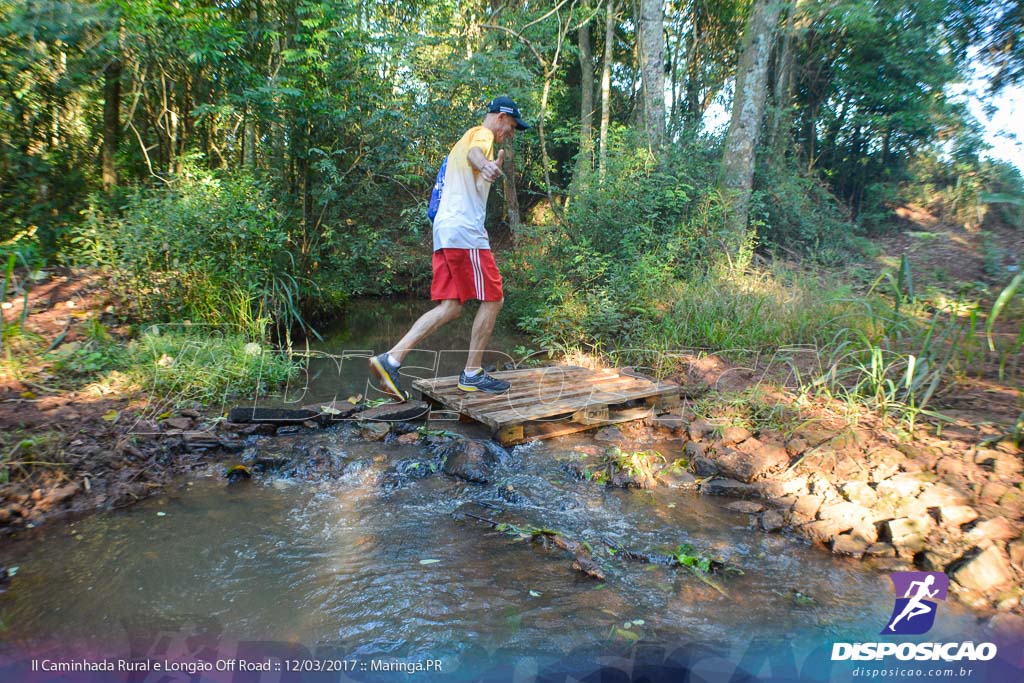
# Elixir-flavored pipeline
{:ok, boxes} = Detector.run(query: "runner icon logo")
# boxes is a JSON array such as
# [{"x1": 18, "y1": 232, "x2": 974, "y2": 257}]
[{"x1": 883, "y1": 571, "x2": 949, "y2": 635}]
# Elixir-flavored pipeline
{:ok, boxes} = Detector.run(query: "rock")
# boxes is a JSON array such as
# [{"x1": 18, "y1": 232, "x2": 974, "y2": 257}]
[
  {"x1": 786, "y1": 437, "x2": 808, "y2": 456},
  {"x1": 658, "y1": 470, "x2": 697, "y2": 490},
  {"x1": 975, "y1": 449, "x2": 1023, "y2": 477},
  {"x1": 162, "y1": 417, "x2": 193, "y2": 431},
  {"x1": 865, "y1": 543, "x2": 897, "y2": 558},
  {"x1": 792, "y1": 494, "x2": 824, "y2": 521},
  {"x1": 841, "y1": 481, "x2": 878, "y2": 507},
  {"x1": 443, "y1": 440, "x2": 503, "y2": 484},
  {"x1": 684, "y1": 441, "x2": 706, "y2": 460},
  {"x1": 276, "y1": 425, "x2": 301, "y2": 436},
  {"x1": 803, "y1": 519, "x2": 843, "y2": 545},
  {"x1": 594, "y1": 426, "x2": 626, "y2": 443},
  {"x1": 720, "y1": 426, "x2": 751, "y2": 446},
  {"x1": 833, "y1": 534, "x2": 870, "y2": 558},
  {"x1": 687, "y1": 418, "x2": 715, "y2": 441},
  {"x1": 34, "y1": 483, "x2": 79, "y2": 512},
  {"x1": 354, "y1": 400, "x2": 429, "y2": 422},
  {"x1": 896, "y1": 442, "x2": 942, "y2": 470},
  {"x1": 876, "y1": 473, "x2": 927, "y2": 499},
  {"x1": 807, "y1": 472, "x2": 838, "y2": 500},
  {"x1": 1009, "y1": 539, "x2": 1024, "y2": 570},
  {"x1": 850, "y1": 522, "x2": 879, "y2": 545},
  {"x1": 761, "y1": 509, "x2": 785, "y2": 532},
  {"x1": 715, "y1": 445, "x2": 788, "y2": 483},
  {"x1": 866, "y1": 448, "x2": 905, "y2": 483},
  {"x1": 916, "y1": 482, "x2": 970, "y2": 507},
  {"x1": 817, "y1": 502, "x2": 872, "y2": 532},
  {"x1": 934, "y1": 505, "x2": 979, "y2": 529},
  {"x1": 726, "y1": 500, "x2": 765, "y2": 514},
  {"x1": 1000, "y1": 489, "x2": 1024, "y2": 516},
  {"x1": 952, "y1": 545, "x2": 1015, "y2": 592},
  {"x1": 650, "y1": 414, "x2": 685, "y2": 434},
  {"x1": 358, "y1": 422, "x2": 391, "y2": 441},
  {"x1": 917, "y1": 551, "x2": 949, "y2": 572},
  {"x1": 699, "y1": 478, "x2": 759, "y2": 499},
  {"x1": 690, "y1": 456, "x2": 719, "y2": 477},
  {"x1": 979, "y1": 482, "x2": 1010, "y2": 505},
  {"x1": 966, "y1": 517, "x2": 1019, "y2": 544},
  {"x1": 183, "y1": 431, "x2": 220, "y2": 450},
  {"x1": 887, "y1": 516, "x2": 934, "y2": 556},
  {"x1": 757, "y1": 475, "x2": 808, "y2": 499},
  {"x1": 396, "y1": 432, "x2": 420, "y2": 445},
  {"x1": 935, "y1": 456, "x2": 967, "y2": 478}
]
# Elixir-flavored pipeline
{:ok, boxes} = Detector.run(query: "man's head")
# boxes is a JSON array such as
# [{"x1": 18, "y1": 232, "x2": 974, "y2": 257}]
[{"x1": 484, "y1": 96, "x2": 529, "y2": 143}]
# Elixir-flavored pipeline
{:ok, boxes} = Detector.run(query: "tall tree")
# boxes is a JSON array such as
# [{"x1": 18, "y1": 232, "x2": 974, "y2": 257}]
[
  {"x1": 638, "y1": 0, "x2": 665, "y2": 147},
  {"x1": 101, "y1": 55, "x2": 120, "y2": 191},
  {"x1": 721, "y1": 0, "x2": 786, "y2": 259},
  {"x1": 599, "y1": 0, "x2": 617, "y2": 181},
  {"x1": 578, "y1": 3, "x2": 595, "y2": 173}
]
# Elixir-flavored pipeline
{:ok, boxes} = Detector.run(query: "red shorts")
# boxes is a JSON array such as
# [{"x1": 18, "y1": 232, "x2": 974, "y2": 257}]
[{"x1": 431, "y1": 248, "x2": 504, "y2": 303}]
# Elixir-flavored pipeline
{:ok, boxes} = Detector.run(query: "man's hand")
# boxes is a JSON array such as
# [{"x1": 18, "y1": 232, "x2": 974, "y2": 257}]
[{"x1": 470, "y1": 148, "x2": 505, "y2": 183}]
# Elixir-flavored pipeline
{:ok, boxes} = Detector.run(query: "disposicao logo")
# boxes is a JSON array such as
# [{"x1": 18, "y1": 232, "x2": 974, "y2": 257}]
[
  {"x1": 883, "y1": 571, "x2": 948, "y2": 635},
  {"x1": 831, "y1": 571, "x2": 998, "y2": 663}
]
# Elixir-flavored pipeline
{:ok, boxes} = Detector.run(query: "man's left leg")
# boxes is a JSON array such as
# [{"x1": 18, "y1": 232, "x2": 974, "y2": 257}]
[{"x1": 458, "y1": 298, "x2": 510, "y2": 393}]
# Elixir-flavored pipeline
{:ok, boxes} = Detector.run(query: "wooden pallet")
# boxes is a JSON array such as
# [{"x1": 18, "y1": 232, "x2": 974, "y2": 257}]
[{"x1": 412, "y1": 366, "x2": 681, "y2": 445}]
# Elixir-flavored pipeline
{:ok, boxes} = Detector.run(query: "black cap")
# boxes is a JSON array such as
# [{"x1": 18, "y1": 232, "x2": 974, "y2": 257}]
[{"x1": 487, "y1": 96, "x2": 530, "y2": 130}]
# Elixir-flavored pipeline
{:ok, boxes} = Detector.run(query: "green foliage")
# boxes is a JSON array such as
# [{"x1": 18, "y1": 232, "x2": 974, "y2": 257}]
[
  {"x1": 507, "y1": 131, "x2": 730, "y2": 349},
  {"x1": 751, "y1": 158, "x2": 858, "y2": 260},
  {"x1": 76, "y1": 166, "x2": 314, "y2": 335},
  {"x1": 129, "y1": 328, "x2": 297, "y2": 405}
]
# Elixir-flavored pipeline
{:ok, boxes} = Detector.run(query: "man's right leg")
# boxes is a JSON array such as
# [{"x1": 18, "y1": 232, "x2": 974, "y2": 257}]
[
  {"x1": 369, "y1": 299, "x2": 462, "y2": 400},
  {"x1": 390, "y1": 299, "x2": 463, "y2": 364}
]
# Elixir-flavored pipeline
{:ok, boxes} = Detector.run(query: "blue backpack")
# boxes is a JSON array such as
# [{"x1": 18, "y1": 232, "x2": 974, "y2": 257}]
[{"x1": 427, "y1": 156, "x2": 448, "y2": 222}]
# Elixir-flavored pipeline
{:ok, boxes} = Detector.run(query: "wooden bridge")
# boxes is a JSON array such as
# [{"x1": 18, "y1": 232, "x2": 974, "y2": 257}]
[{"x1": 412, "y1": 365, "x2": 681, "y2": 445}]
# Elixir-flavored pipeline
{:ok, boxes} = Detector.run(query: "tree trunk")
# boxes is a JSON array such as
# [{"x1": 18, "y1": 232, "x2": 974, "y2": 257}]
[
  {"x1": 578, "y1": 11, "x2": 595, "y2": 174},
  {"x1": 720, "y1": 0, "x2": 786, "y2": 263},
  {"x1": 102, "y1": 58, "x2": 121, "y2": 191},
  {"x1": 599, "y1": 0, "x2": 617, "y2": 182},
  {"x1": 501, "y1": 147, "x2": 520, "y2": 240},
  {"x1": 638, "y1": 0, "x2": 665, "y2": 148},
  {"x1": 244, "y1": 107, "x2": 257, "y2": 170}
]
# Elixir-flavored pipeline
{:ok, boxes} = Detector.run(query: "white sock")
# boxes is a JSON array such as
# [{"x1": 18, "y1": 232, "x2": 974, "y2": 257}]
[
  {"x1": 387, "y1": 353, "x2": 401, "y2": 367},
  {"x1": 464, "y1": 367, "x2": 482, "y2": 376}
]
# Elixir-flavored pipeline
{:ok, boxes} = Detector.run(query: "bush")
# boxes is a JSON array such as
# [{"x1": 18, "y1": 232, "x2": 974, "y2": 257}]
[
  {"x1": 751, "y1": 159, "x2": 860, "y2": 255},
  {"x1": 506, "y1": 129, "x2": 730, "y2": 349},
  {"x1": 75, "y1": 164, "x2": 308, "y2": 336}
]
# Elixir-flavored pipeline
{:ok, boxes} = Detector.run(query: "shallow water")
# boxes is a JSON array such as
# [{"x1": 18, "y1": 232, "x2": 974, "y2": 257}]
[{"x1": 0, "y1": 432, "x2": 989, "y2": 663}]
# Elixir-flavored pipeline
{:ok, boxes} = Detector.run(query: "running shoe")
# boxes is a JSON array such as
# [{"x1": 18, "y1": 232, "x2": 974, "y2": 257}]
[
  {"x1": 369, "y1": 353, "x2": 408, "y2": 401},
  {"x1": 457, "y1": 369, "x2": 511, "y2": 393}
]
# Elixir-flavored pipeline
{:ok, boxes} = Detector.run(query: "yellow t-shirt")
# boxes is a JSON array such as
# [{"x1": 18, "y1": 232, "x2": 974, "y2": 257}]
[{"x1": 432, "y1": 126, "x2": 495, "y2": 251}]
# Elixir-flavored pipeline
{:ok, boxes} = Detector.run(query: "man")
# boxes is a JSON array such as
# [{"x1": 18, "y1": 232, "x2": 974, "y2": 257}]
[{"x1": 369, "y1": 96, "x2": 529, "y2": 401}]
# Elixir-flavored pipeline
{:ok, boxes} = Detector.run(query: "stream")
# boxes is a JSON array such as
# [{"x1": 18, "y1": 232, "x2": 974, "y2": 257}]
[{"x1": 0, "y1": 301, "x2": 1007, "y2": 681}]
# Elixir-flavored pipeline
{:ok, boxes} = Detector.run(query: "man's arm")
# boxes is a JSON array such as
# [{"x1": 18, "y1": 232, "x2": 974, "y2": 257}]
[{"x1": 468, "y1": 146, "x2": 505, "y2": 183}]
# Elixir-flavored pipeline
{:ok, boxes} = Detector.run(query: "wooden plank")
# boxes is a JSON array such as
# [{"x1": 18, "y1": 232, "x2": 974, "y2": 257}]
[
  {"x1": 426, "y1": 374, "x2": 660, "y2": 416},
  {"x1": 412, "y1": 365, "x2": 591, "y2": 392},
  {"x1": 496, "y1": 406, "x2": 655, "y2": 445},
  {"x1": 484, "y1": 384, "x2": 678, "y2": 426},
  {"x1": 443, "y1": 382, "x2": 655, "y2": 430},
  {"x1": 573, "y1": 405, "x2": 609, "y2": 425}
]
